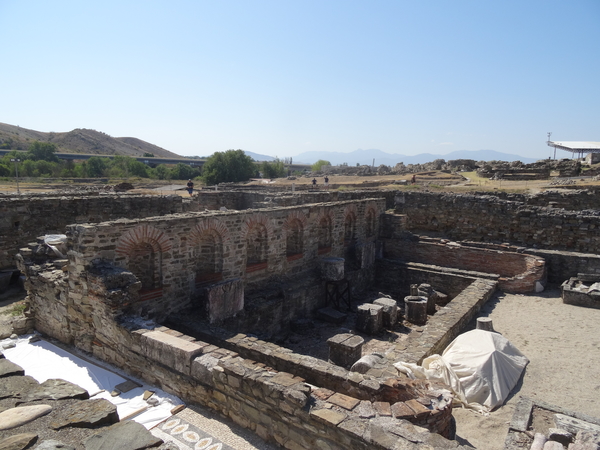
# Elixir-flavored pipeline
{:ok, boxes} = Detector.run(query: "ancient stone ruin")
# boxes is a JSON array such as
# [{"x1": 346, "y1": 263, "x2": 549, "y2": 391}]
[{"x1": 2, "y1": 186, "x2": 600, "y2": 448}]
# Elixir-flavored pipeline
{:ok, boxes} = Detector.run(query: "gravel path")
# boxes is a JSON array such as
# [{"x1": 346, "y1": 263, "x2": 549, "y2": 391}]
[{"x1": 453, "y1": 288, "x2": 600, "y2": 449}]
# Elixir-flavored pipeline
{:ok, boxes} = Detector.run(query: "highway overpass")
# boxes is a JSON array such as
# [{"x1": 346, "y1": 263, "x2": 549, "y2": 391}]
[
  {"x1": 0, "y1": 150, "x2": 311, "y2": 171},
  {"x1": 0, "y1": 150, "x2": 205, "y2": 167}
]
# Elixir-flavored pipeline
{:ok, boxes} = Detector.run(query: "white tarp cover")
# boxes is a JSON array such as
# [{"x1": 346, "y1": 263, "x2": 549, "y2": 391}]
[
  {"x1": 1, "y1": 335, "x2": 183, "y2": 429},
  {"x1": 395, "y1": 329, "x2": 528, "y2": 413}
]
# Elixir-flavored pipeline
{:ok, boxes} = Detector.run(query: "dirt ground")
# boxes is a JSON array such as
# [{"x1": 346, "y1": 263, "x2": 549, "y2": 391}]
[
  {"x1": 2, "y1": 170, "x2": 600, "y2": 196},
  {"x1": 452, "y1": 288, "x2": 600, "y2": 449}
]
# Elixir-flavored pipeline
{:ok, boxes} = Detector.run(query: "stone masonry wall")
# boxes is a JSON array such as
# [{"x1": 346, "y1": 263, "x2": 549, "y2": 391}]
[
  {"x1": 198, "y1": 188, "x2": 600, "y2": 218},
  {"x1": 375, "y1": 260, "x2": 479, "y2": 299},
  {"x1": 0, "y1": 194, "x2": 184, "y2": 269},
  {"x1": 372, "y1": 266, "x2": 499, "y2": 364},
  {"x1": 17, "y1": 255, "x2": 464, "y2": 449},
  {"x1": 491, "y1": 189, "x2": 600, "y2": 211},
  {"x1": 64, "y1": 199, "x2": 385, "y2": 325},
  {"x1": 382, "y1": 236, "x2": 546, "y2": 293},
  {"x1": 197, "y1": 189, "x2": 399, "y2": 211},
  {"x1": 394, "y1": 191, "x2": 600, "y2": 253}
]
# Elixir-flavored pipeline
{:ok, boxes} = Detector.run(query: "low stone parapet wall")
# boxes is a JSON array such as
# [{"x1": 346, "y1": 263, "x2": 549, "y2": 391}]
[{"x1": 128, "y1": 325, "x2": 458, "y2": 445}]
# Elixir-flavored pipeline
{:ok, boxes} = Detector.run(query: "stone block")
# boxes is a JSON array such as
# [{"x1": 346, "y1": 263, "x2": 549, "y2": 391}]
[
  {"x1": 327, "y1": 333, "x2": 364, "y2": 369},
  {"x1": 373, "y1": 402, "x2": 392, "y2": 417},
  {"x1": 356, "y1": 303, "x2": 383, "y2": 335},
  {"x1": 373, "y1": 298, "x2": 398, "y2": 328},
  {"x1": 320, "y1": 257, "x2": 345, "y2": 281},
  {"x1": 328, "y1": 393, "x2": 360, "y2": 411},
  {"x1": 391, "y1": 401, "x2": 415, "y2": 419},
  {"x1": 350, "y1": 353, "x2": 384, "y2": 374},
  {"x1": 140, "y1": 330, "x2": 204, "y2": 376},
  {"x1": 418, "y1": 283, "x2": 437, "y2": 315},
  {"x1": 206, "y1": 278, "x2": 244, "y2": 323},
  {"x1": 404, "y1": 296, "x2": 428, "y2": 325},
  {"x1": 310, "y1": 408, "x2": 347, "y2": 426},
  {"x1": 315, "y1": 307, "x2": 347, "y2": 324}
]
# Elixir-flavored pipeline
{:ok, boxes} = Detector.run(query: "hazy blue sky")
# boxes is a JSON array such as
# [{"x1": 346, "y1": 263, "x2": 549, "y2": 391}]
[{"x1": 1, "y1": 1, "x2": 598, "y2": 160}]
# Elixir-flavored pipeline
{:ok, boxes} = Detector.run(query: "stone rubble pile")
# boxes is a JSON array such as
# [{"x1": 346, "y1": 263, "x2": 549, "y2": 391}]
[
  {"x1": 528, "y1": 423, "x2": 600, "y2": 450},
  {"x1": 0, "y1": 349, "x2": 176, "y2": 450}
]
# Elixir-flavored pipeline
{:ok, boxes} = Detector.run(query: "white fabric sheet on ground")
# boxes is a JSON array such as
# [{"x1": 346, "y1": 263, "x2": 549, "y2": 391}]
[
  {"x1": 395, "y1": 329, "x2": 528, "y2": 413},
  {"x1": 2, "y1": 335, "x2": 183, "y2": 429}
]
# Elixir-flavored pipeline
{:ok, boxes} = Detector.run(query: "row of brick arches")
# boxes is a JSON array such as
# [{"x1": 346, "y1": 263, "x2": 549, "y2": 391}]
[{"x1": 114, "y1": 206, "x2": 379, "y2": 298}]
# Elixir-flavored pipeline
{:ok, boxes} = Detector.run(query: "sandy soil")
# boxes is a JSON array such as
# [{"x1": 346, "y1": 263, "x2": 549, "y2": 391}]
[{"x1": 452, "y1": 288, "x2": 600, "y2": 449}]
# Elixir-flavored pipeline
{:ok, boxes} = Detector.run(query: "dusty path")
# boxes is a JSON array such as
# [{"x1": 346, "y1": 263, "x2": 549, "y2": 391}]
[{"x1": 453, "y1": 288, "x2": 600, "y2": 449}]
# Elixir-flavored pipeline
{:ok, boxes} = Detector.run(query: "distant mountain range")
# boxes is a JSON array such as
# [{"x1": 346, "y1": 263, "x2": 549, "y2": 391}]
[
  {"x1": 288, "y1": 149, "x2": 539, "y2": 166},
  {"x1": 1, "y1": 122, "x2": 539, "y2": 165},
  {"x1": 0, "y1": 122, "x2": 181, "y2": 159},
  {"x1": 245, "y1": 148, "x2": 538, "y2": 165}
]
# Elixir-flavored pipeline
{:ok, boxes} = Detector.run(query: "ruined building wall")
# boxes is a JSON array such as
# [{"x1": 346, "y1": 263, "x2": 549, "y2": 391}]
[
  {"x1": 492, "y1": 189, "x2": 600, "y2": 211},
  {"x1": 0, "y1": 194, "x2": 184, "y2": 269},
  {"x1": 381, "y1": 237, "x2": 546, "y2": 293},
  {"x1": 197, "y1": 189, "x2": 399, "y2": 211},
  {"x1": 15, "y1": 195, "x2": 466, "y2": 448},
  {"x1": 15, "y1": 259, "x2": 398, "y2": 449},
  {"x1": 62, "y1": 199, "x2": 385, "y2": 327},
  {"x1": 395, "y1": 191, "x2": 600, "y2": 253},
  {"x1": 198, "y1": 187, "x2": 600, "y2": 216}
]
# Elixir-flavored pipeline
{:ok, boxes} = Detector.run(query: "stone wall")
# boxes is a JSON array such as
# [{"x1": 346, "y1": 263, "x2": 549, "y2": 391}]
[
  {"x1": 394, "y1": 191, "x2": 600, "y2": 253},
  {"x1": 196, "y1": 189, "x2": 399, "y2": 211},
  {"x1": 373, "y1": 264, "x2": 498, "y2": 364},
  {"x1": 16, "y1": 254, "x2": 464, "y2": 449},
  {"x1": 63, "y1": 199, "x2": 385, "y2": 324},
  {"x1": 381, "y1": 235, "x2": 546, "y2": 293},
  {"x1": 375, "y1": 260, "x2": 479, "y2": 299},
  {"x1": 199, "y1": 188, "x2": 600, "y2": 217},
  {"x1": 0, "y1": 194, "x2": 184, "y2": 269},
  {"x1": 527, "y1": 248, "x2": 600, "y2": 284}
]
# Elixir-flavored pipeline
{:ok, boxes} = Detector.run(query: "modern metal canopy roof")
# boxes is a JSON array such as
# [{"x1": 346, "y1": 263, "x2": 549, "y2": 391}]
[{"x1": 548, "y1": 141, "x2": 600, "y2": 152}]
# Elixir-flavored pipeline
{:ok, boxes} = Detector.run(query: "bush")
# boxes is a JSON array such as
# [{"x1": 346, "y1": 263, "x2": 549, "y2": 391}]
[
  {"x1": 201, "y1": 150, "x2": 257, "y2": 185},
  {"x1": 262, "y1": 158, "x2": 286, "y2": 178},
  {"x1": 311, "y1": 159, "x2": 331, "y2": 172}
]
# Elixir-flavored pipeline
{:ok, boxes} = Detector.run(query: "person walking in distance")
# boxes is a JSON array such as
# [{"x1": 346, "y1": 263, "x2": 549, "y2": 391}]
[
  {"x1": 312, "y1": 178, "x2": 317, "y2": 188},
  {"x1": 187, "y1": 179, "x2": 194, "y2": 196},
  {"x1": 324, "y1": 176, "x2": 329, "y2": 188}
]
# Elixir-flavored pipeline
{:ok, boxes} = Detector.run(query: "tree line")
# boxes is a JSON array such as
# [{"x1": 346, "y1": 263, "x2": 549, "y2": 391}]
[{"x1": 0, "y1": 142, "x2": 293, "y2": 184}]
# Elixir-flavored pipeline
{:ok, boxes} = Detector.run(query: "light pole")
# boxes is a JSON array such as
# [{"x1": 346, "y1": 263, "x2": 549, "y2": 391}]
[{"x1": 10, "y1": 158, "x2": 21, "y2": 194}]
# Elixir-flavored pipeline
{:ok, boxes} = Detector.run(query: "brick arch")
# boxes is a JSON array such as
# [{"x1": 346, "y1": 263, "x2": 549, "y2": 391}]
[
  {"x1": 282, "y1": 210, "x2": 308, "y2": 231},
  {"x1": 344, "y1": 204, "x2": 358, "y2": 221},
  {"x1": 365, "y1": 202, "x2": 379, "y2": 218},
  {"x1": 314, "y1": 209, "x2": 333, "y2": 254},
  {"x1": 365, "y1": 203, "x2": 379, "y2": 238},
  {"x1": 241, "y1": 213, "x2": 273, "y2": 272},
  {"x1": 314, "y1": 209, "x2": 333, "y2": 227},
  {"x1": 283, "y1": 211, "x2": 307, "y2": 259},
  {"x1": 240, "y1": 213, "x2": 274, "y2": 238},
  {"x1": 343, "y1": 204, "x2": 358, "y2": 243},
  {"x1": 189, "y1": 219, "x2": 229, "y2": 287},
  {"x1": 115, "y1": 224, "x2": 171, "y2": 295},
  {"x1": 189, "y1": 218, "x2": 231, "y2": 245},
  {"x1": 116, "y1": 224, "x2": 171, "y2": 256}
]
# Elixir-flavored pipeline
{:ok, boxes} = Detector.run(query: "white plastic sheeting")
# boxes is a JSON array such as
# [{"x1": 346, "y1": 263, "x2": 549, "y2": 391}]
[
  {"x1": 1, "y1": 335, "x2": 183, "y2": 429},
  {"x1": 395, "y1": 329, "x2": 528, "y2": 413}
]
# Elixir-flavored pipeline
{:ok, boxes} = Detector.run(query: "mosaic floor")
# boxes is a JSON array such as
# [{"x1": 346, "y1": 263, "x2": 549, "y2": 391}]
[{"x1": 152, "y1": 416, "x2": 232, "y2": 450}]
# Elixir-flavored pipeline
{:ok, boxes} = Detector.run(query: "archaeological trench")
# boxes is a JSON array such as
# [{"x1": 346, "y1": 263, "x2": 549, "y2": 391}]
[{"x1": 2, "y1": 187, "x2": 600, "y2": 449}]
